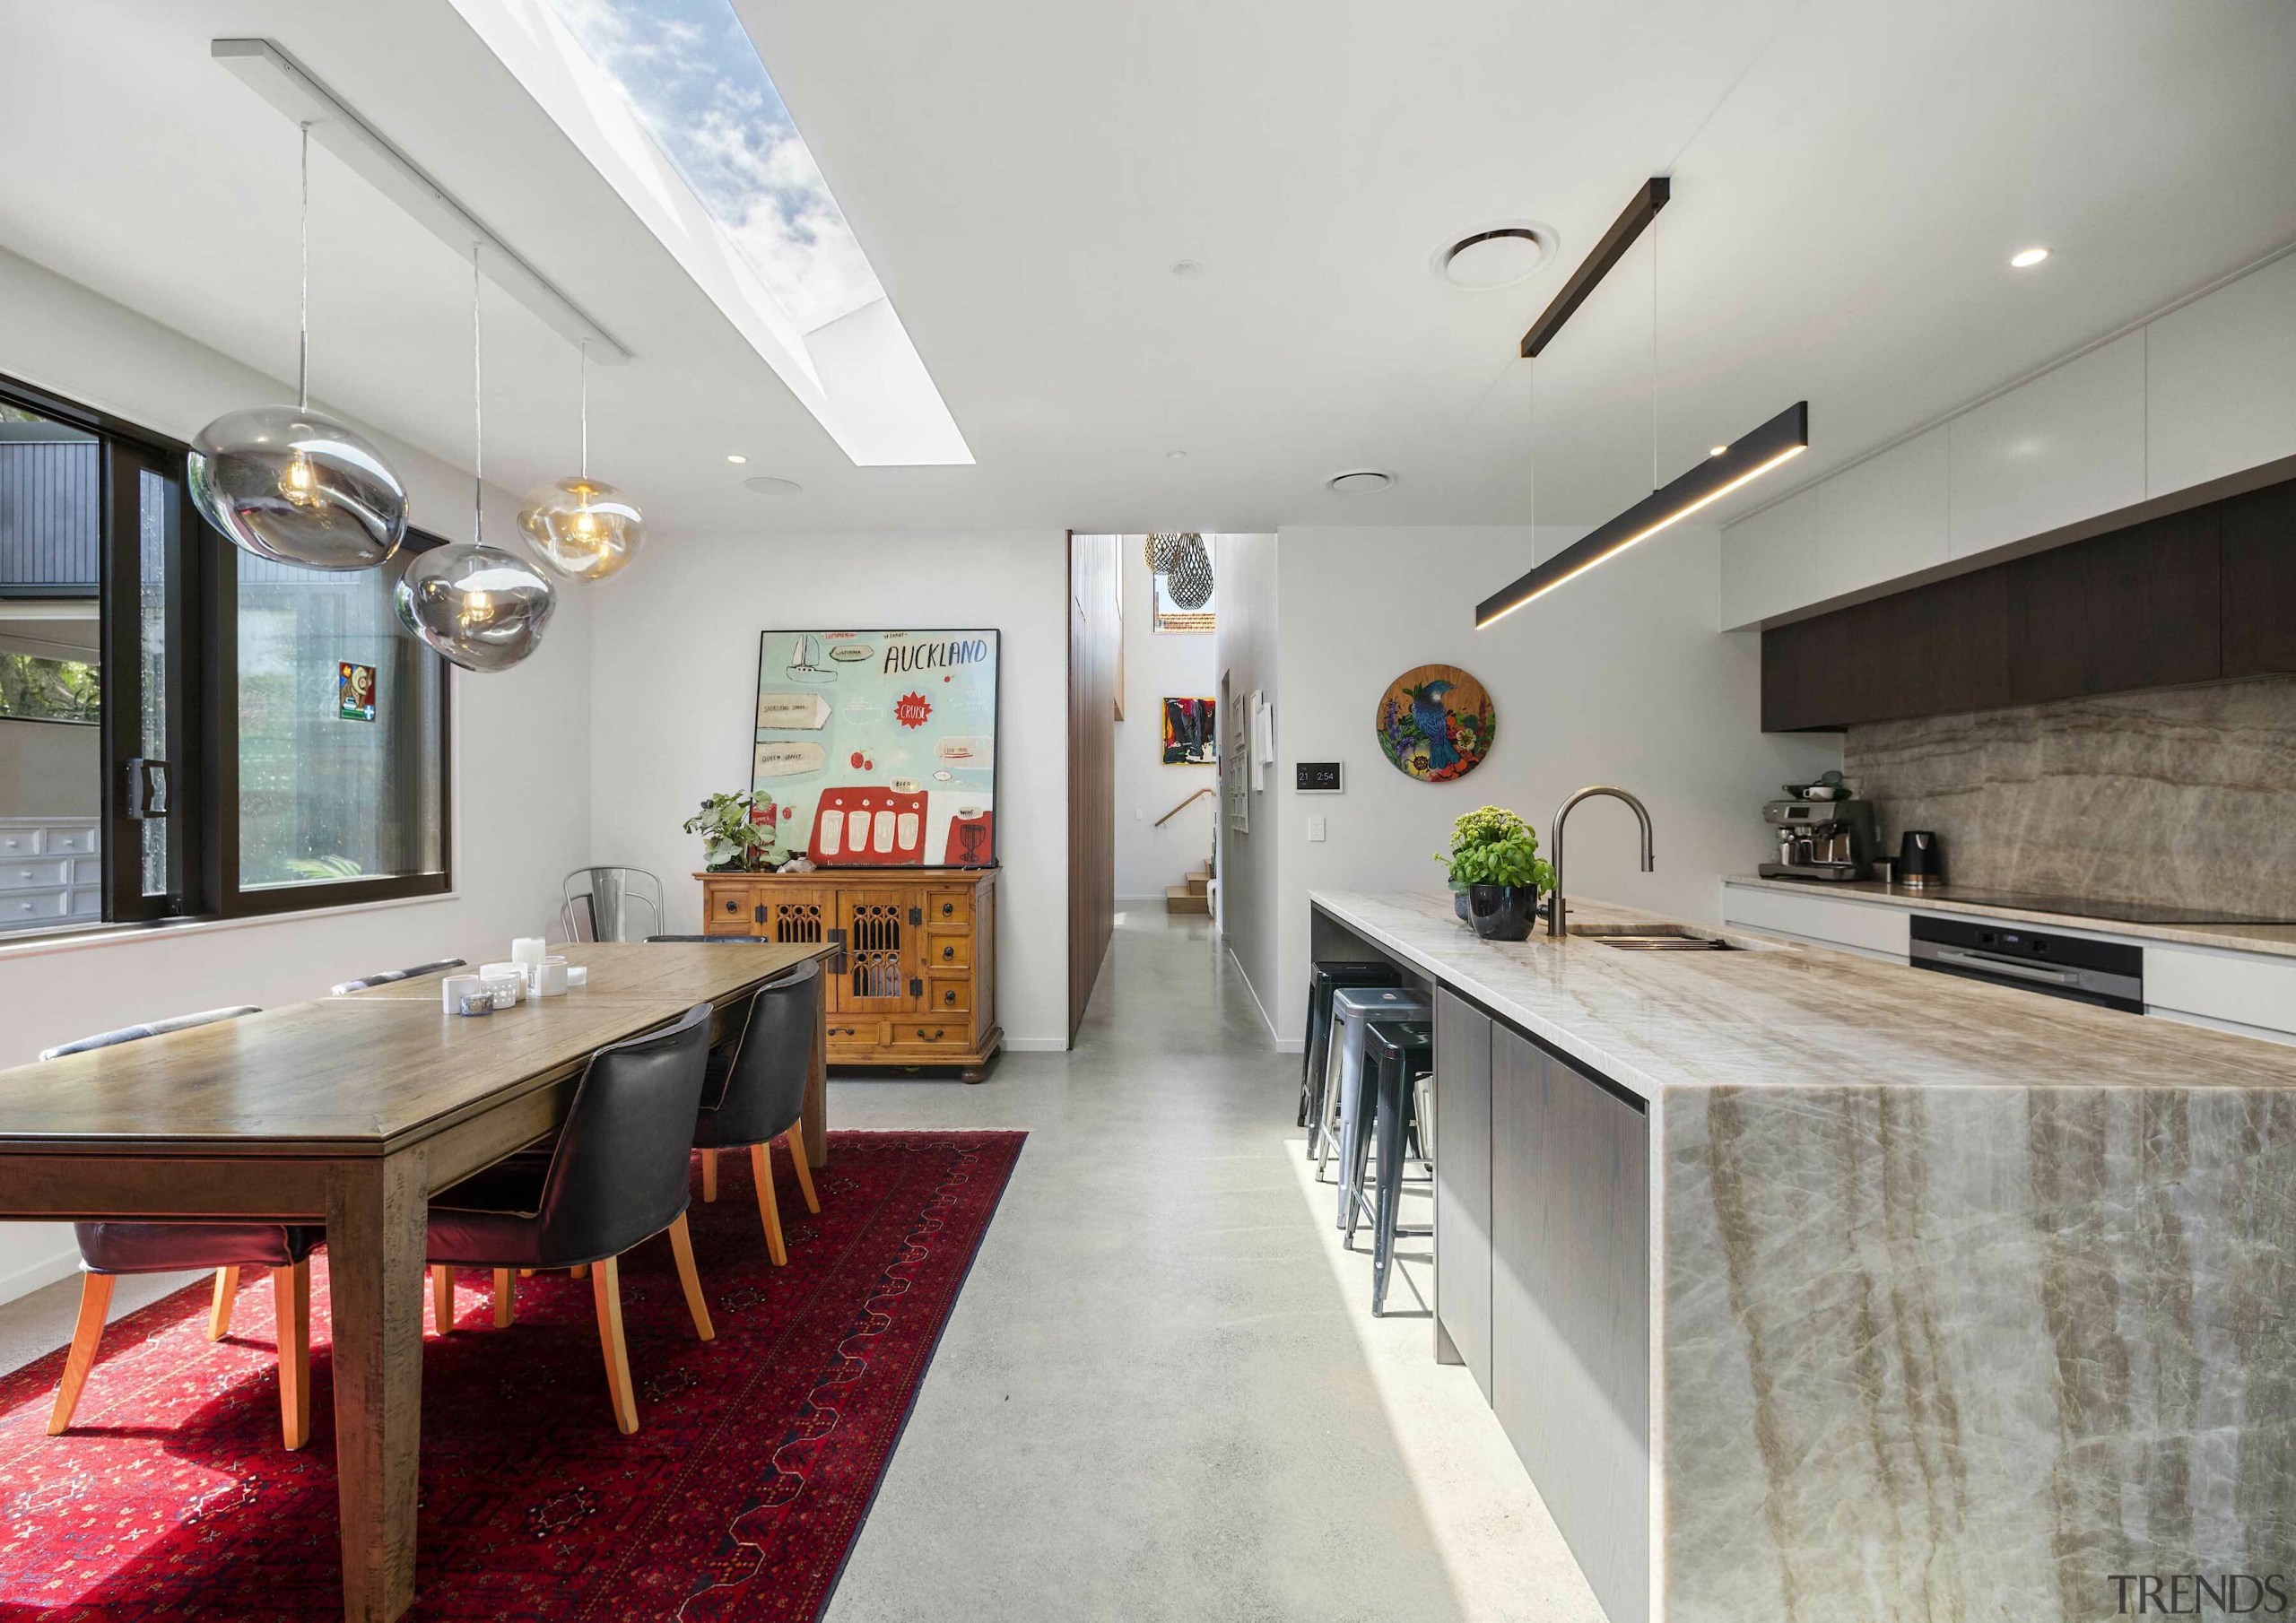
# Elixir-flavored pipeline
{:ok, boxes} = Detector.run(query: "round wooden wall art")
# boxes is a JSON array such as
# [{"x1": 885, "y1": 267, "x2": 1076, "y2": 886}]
[{"x1": 1376, "y1": 664, "x2": 1495, "y2": 783}]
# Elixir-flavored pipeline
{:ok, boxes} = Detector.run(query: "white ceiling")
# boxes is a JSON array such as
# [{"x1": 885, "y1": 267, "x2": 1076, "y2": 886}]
[{"x1": 2, "y1": 0, "x2": 2292, "y2": 537}]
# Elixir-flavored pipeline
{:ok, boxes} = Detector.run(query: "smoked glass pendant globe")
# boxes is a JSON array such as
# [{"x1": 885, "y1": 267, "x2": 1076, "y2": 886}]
[
  {"x1": 393, "y1": 542, "x2": 557, "y2": 673},
  {"x1": 517, "y1": 475, "x2": 645, "y2": 581},
  {"x1": 187, "y1": 404, "x2": 409, "y2": 570}
]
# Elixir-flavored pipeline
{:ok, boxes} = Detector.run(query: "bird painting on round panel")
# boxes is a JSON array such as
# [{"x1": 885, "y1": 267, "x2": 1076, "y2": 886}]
[{"x1": 1376, "y1": 664, "x2": 1495, "y2": 783}]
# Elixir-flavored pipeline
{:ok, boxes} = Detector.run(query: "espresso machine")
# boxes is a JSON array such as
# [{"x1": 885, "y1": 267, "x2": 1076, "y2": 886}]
[{"x1": 1759, "y1": 795, "x2": 1879, "y2": 882}]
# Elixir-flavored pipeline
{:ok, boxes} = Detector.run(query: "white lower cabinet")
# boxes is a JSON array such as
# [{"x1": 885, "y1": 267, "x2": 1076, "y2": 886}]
[
  {"x1": 2143, "y1": 944, "x2": 2296, "y2": 1046},
  {"x1": 1720, "y1": 882, "x2": 1910, "y2": 960},
  {"x1": 0, "y1": 818, "x2": 100, "y2": 935}
]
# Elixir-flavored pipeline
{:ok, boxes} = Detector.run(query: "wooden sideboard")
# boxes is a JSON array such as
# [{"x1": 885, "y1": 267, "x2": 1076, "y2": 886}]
[{"x1": 698, "y1": 867, "x2": 1002, "y2": 1081}]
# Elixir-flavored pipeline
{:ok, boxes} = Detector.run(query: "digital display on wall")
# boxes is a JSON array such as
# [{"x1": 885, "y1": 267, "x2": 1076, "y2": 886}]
[{"x1": 751, "y1": 629, "x2": 1000, "y2": 867}]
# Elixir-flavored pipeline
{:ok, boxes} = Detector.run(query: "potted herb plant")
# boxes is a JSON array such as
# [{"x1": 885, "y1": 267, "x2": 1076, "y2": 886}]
[
  {"x1": 1436, "y1": 805, "x2": 1552, "y2": 941},
  {"x1": 683, "y1": 791, "x2": 776, "y2": 872}
]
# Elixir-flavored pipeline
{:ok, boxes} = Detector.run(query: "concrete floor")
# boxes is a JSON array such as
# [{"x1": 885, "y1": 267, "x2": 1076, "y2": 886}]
[
  {"x1": 826, "y1": 908, "x2": 1601, "y2": 1623},
  {"x1": 0, "y1": 909, "x2": 1598, "y2": 1621}
]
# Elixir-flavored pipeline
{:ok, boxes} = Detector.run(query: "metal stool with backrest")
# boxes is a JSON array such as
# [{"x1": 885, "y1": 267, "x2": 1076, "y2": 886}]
[
  {"x1": 1319, "y1": 985, "x2": 1432, "y2": 1211},
  {"x1": 422, "y1": 1002, "x2": 718, "y2": 1435},
  {"x1": 331, "y1": 959, "x2": 466, "y2": 996},
  {"x1": 561, "y1": 867, "x2": 664, "y2": 943},
  {"x1": 39, "y1": 1007, "x2": 321, "y2": 1448}
]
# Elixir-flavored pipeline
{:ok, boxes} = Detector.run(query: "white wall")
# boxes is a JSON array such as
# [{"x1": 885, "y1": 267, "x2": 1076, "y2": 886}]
[
  {"x1": 0, "y1": 247, "x2": 596, "y2": 1302},
  {"x1": 1228, "y1": 525, "x2": 1839, "y2": 1047},
  {"x1": 1115, "y1": 538, "x2": 1216, "y2": 899},
  {"x1": 584, "y1": 528, "x2": 1071, "y2": 1050},
  {"x1": 1212, "y1": 533, "x2": 1283, "y2": 1034}
]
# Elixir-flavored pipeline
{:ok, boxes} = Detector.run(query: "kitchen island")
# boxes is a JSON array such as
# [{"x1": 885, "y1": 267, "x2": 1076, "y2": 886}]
[{"x1": 1310, "y1": 889, "x2": 2296, "y2": 1623}]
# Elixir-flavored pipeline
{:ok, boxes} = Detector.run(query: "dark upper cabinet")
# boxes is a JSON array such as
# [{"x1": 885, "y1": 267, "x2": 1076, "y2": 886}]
[
  {"x1": 2222, "y1": 480, "x2": 2296, "y2": 679},
  {"x1": 1761, "y1": 472, "x2": 2296, "y2": 730},
  {"x1": 2005, "y1": 506, "x2": 2220, "y2": 704}
]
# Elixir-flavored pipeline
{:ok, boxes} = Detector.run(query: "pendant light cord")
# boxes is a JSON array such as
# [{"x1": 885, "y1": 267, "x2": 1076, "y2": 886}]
[
  {"x1": 472, "y1": 244, "x2": 483, "y2": 547},
  {"x1": 578, "y1": 339, "x2": 589, "y2": 480},
  {"x1": 1650, "y1": 211, "x2": 1659, "y2": 491},
  {"x1": 297, "y1": 122, "x2": 311, "y2": 414}
]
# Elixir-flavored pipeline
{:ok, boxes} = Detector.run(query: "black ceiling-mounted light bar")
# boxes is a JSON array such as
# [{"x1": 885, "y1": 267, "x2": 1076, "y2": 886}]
[
  {"x1": 1475, "y1": 401, "x2": 1808, "y2": 629},
  {"x1": 1520, "y1": 177, "x2": 1669, "y2": 359}
]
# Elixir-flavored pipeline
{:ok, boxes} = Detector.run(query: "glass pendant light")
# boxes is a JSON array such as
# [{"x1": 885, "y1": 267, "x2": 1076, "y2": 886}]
[
  {"x1": 517, "y1": 342, "x2": 646, "y2": 580},
  {"x1": 396, "y1": 248, "x2": 556, "y2": 673},
  {"x1": 188, "y1": 124, "x2": 408, "y2": 570}
]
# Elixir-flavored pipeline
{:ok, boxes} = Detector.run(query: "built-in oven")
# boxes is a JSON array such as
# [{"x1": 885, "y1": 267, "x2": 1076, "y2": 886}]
[{"x1": 1909, "y1": 913, "x2": 2144, "y2": 1012}]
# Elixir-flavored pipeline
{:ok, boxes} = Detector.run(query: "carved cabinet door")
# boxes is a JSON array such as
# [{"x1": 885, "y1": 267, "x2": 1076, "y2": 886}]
[{"x1": 837, "y1": 888, "x2": 921, "y2": 1014}]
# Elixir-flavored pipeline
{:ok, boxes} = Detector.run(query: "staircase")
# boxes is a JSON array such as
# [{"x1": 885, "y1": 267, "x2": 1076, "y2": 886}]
[{"x1": 1165, "y1": 866, "x2": 1212, "y2": 915}]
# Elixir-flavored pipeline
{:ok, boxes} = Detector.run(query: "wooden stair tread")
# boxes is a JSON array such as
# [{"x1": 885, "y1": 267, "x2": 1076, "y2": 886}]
[{"x1": 1164, "y1": 884, "x2": 1210, "y2": 914}]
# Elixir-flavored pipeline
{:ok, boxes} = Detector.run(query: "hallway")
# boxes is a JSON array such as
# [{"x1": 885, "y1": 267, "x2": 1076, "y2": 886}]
[{"x1": 827, "y1": 910, "x2": 1596, "y2": 1622}]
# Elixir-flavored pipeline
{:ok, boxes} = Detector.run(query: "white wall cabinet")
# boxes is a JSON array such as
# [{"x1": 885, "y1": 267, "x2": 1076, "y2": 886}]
[
  {"x1": 2146, "y1": 252, "x2": 2296, "y2": 499},
  {"x1": 1721, "y1": 254, "x2": 2295, "y2": 630},
  {"x1": 1946, "y1": 331, "x2": 2146, "y2": 560}
]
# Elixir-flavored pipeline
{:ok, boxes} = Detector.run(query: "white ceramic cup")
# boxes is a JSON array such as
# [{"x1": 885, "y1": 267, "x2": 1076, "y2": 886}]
[
  {"x1": 441, "y1": 974, "x2": 486, "y2": 1013},
  {"x1": 529, "y1": 957, "x2": 570, "y2": 998},
  {"x1": 511, "y1": 936, "x2": 547, "y2": 968}
]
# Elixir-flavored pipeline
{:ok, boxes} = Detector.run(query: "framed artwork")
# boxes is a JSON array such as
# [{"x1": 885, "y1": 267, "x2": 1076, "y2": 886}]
[
  {"x1": 1376, "y1": 663, "x2": 1495, "y2": 783},
  {"x1": 337, "y1": 661, "x2": 377, "y2": 722},
  {"x1": 752, "y1": 629, "x2": 1000, "y2": 866},
  {"x1": 1162, "y1": 696, "x2": 1216, "y2": 764}
]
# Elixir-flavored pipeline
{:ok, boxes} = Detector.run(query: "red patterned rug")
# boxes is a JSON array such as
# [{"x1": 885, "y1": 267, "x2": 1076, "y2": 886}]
[{"x1": 0, "y1": 1129, "x2": 1022, "y2": 1621}]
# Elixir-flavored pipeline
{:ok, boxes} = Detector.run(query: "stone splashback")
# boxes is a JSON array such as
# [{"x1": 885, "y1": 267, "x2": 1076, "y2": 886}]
[{"x1": 1842, "y1": 677, "x2": 2296, "y2": 913}]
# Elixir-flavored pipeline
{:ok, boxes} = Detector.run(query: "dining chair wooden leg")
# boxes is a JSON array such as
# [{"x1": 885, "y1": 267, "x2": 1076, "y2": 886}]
[
  {"x1": 430, "y1": 1264, "x2": 454, "y2": 1334},
  {"x1": 47, "y1": 1272, "x2": 115, "y2": 1436},
  {"x1": 492, "y1": 1269, "x2": 515, "y2": 1329},
  {"x1": 589, "y1": 1255, "x2": 639, "y2": 1435},
  {"x1": 750, "y1": 1141, "x2": 787, "y2": 1266},
  {"x1": 207, "y1": 1267, "x2": 240, "y2": 1341},
  {"x1": 665, "y1": 1213, "x2": 714, "y2": 1342},
  {"x1": 570, "y1": 1263, "x2": 590, "y2": 1280},
  {"x1": 700, "y1": 1148, "x2": 718, "y2": 1203},
  {"x1": 785, "y1": 1117, "x2": 821, "y2": 1215},
  {"x1": 273, "y1": 1260, "x2": 311, "y2": 1451}
]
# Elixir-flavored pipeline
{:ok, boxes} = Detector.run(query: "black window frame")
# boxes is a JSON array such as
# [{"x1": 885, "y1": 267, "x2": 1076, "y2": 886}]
[{"x1": 1, "y1": 369, "x2": 454, "y2": 936}]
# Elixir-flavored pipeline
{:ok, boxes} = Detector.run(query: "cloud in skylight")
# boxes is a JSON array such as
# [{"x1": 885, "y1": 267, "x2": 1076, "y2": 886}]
[{"x1": 546, "y1": 0, "x2": 885, "y2": 334}]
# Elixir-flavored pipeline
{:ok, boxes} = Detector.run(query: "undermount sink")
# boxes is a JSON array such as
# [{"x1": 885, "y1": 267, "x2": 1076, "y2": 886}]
[{"x1": 1569, "y1": 923, "x2": 1741, "y2": 951}]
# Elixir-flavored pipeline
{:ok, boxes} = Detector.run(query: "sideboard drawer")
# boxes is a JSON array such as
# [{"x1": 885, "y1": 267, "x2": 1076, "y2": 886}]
[
  {"x1": 825, "y1": 1018, "x2": 886, "y2": 1046},
  {"x1": 0, "y1": 828, "x2": 41, "y2": 857},
  {"x1": 925, "y1": 972, "x2": 972, "y2": 1015},
  {"x1": 45, "y1": 825, "x2": 98, "y2": 856},
  {"x1": 926, "y1": 889, "x2": 972, "y2": 926},
  {"x1": 0, "y1": 889, "x2": 74, "y2": 926},
  {"x1": 0, "y1": 860, "x2": 73, "y2": 893},
  {"x1": 890, "y1": 1020, "x2": 970, "y2": 1052},
  {"x1": 926, "y1": 927, "x2": 970, "y2": 969}
]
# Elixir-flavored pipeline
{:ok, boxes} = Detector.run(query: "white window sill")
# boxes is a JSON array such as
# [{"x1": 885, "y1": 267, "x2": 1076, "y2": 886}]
[{"x1": 0, "y1": 889, "x2": 462, "y2": 966}]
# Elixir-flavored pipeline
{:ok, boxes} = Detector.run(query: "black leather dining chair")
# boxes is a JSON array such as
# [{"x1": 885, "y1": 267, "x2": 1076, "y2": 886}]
[
  {"x1": 422, "y1": 1001, "x2": 717, "y2": 1435},
  {"x1": 691, "y1": 960, "x2": 823, "y2": 1266},
  {"x1": 39, "y1": 1007, "x2": 321, "y2": 1449},
  {"x1": 330, "y1": 958, "x2": 466, "y2": 996}
]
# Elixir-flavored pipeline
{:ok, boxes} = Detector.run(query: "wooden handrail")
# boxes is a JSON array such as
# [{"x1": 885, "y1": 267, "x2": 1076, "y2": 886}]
[{"x1": 1154, "y1": 786, "x2": 1215, "y2": 828}]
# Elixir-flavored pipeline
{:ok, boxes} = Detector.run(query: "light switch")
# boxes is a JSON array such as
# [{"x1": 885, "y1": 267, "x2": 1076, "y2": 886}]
[{"x1": 1307, "y1": 816, "x2": 1327, "y2": 843}]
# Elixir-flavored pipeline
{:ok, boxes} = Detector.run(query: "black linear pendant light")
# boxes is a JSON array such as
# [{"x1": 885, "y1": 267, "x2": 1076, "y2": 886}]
[{"x1": 1480, "y1": 177, "x2": 1809, "y2": 629}]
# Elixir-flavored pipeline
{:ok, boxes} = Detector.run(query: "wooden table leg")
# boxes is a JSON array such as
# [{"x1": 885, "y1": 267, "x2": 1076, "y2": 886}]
[
  {"x1": 801, "y1": 966, "x2": 829, "y2": 1168},
  {"x1": 326, "y1": 1150, "x2": 428, "y2": 1622}
]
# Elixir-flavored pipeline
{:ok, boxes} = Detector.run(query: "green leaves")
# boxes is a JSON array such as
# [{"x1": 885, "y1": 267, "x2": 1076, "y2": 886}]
[
  {"x1": 1436, "y1": 804, "x2": 1546, "y2": 888},
  {"x1": 683, "y1": 791, "x2": 774, "y2": 871}
]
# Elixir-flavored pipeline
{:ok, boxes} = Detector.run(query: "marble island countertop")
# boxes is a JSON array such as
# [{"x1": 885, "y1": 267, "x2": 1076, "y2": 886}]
[
  {"x1": 1724, "y1": 871, "x2": 2296, "y2": 959},
  {"x1": 1309, "y1": 887, "x2": 2296, "y2": 1100}
]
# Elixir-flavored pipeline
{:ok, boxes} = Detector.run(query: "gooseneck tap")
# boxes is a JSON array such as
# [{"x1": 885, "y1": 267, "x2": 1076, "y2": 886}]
[{"x1": 1548, "y1": 785, "x2": 1656, "y2": 937}]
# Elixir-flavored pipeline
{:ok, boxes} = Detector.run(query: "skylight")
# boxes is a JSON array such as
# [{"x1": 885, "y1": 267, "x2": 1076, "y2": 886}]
[
  {"x1": 541, "y1": 0, "x2": 881, "y2": 334},
  {"x1": 451, "y1": 0, "x2": 972, "y2": 464}
]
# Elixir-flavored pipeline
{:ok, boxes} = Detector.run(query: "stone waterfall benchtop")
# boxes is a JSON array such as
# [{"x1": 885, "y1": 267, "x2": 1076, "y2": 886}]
[{"x1": 1308, "y1": 888, "x2": 2296, "y2": 1098}]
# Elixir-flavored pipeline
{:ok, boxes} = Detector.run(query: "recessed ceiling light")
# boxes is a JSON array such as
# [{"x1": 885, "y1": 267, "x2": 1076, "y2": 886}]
[
  {"x1": 744, "y1": 475, "x2": 802, "y2": 496},
  {"x1": 1170, "y1": 259, "x2": 1204, "y2": 278},
  {"x1": 726, "y1": 454, "x2": 748, "y2": 464},
  {"x1": 1326, "y1": 469, "x2": 1395, "y2": 495},
  {"x1": 1709, "y1": 444, "x2": 1729, "y2": 457},
  {"x1": 1435, "y1": 224, "x2": 1554, "y2": 291},
  {"x1": 2010, "y1": 246, "x2": 2050, "y2": 269},
  {"x1": 1166, "y1": 449, "x2": 1188, "y2": 460}
]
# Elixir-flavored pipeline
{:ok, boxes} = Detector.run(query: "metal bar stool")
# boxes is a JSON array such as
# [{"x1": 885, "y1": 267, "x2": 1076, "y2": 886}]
[
  {"x1": 1318, "y1": 985, "x2": 1431, "y2": 1211},
  {"x1": 1352, "y1": 1018, "x2": 1435, "y2": 1316},
  {"x1": 1300, "y1": 960, "x2": 1400, "y2": 1148}
]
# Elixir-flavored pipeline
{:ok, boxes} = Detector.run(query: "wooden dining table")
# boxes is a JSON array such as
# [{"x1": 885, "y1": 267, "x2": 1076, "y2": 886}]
[{"x1": 0, "y1": 939, "x2": 833, "y2": 1621}]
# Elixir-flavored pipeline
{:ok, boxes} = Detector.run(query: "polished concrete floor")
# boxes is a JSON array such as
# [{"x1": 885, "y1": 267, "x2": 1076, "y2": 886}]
[
  {"x1": 0, "y1": 910, "x2": 1596, "y2": 1620},
  {"x1": 826, "y1": 909, "x2": 1599, "y2": 1623}
]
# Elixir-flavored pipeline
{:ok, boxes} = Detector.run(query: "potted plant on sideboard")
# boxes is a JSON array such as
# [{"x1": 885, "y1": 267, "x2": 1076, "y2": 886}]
[
  {"x1": 1437, "y1": 805, "x2": 1553, "y2": 941},
  {"x1": 683, "y1": 791, "x2": 776, "y2": 872}
]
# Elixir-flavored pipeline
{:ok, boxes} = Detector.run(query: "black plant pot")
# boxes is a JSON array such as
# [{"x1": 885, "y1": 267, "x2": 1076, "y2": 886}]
[{"x1": 1466, "y1": 883, "x2": 1538, "y2": 942}]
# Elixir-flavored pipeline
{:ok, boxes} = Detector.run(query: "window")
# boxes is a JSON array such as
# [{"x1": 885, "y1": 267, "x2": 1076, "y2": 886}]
[{"x1": 0, "y1": 372, "x2": 451, "y2": 939}]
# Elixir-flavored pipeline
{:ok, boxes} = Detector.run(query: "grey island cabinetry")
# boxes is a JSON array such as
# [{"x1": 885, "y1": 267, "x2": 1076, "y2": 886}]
[{"x1": 1312, "y1": 889, "x2": 2296, "y2": 1623}]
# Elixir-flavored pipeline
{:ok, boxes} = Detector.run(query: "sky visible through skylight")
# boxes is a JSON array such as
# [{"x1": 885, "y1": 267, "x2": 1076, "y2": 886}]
[{"x1": 544, "y1": 0, "x2": 885, "y2": 334}]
